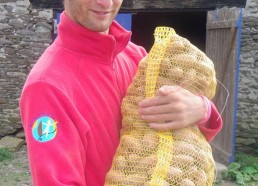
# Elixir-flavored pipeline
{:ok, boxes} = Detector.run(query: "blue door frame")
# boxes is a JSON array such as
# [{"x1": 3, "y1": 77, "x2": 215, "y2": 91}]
[
  {"x1": 55, "y1": 13, "x2": 132, "y2": 32},
  {"x1": 115, "y1": 13, "x2": 132, "y2": 31},
  {"x1": 230, "y1": 8, "x2": 243, "y2": 163}
]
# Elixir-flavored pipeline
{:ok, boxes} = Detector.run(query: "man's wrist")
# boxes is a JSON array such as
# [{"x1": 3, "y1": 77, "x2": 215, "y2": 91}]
[{"x1": 198, "y1": 95, "x2": 211, "y2": 125}]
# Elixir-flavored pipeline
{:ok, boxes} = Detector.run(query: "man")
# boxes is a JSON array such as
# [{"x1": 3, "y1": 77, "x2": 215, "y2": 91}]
[{"x1": 19, "y1": 0, "x2": 222, "y2": 185}]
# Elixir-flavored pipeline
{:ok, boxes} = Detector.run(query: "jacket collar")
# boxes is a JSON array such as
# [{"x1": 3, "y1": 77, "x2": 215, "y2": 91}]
[{"x1": 56, "y1": 11, "x2": 132, "y2": 63}]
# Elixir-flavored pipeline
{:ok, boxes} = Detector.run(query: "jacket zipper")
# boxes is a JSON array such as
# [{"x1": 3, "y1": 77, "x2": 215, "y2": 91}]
[{"x1": 112, "y1": 61, "x2": 123, "y2": 99}]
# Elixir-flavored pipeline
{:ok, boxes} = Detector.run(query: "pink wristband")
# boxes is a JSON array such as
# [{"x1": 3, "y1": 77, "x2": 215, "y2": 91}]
[{"x1": 198, "y1": 96, "x2": 211, "y2": 125}]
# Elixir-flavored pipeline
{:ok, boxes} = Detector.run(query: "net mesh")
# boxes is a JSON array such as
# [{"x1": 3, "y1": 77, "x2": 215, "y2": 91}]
[{"x1": 105, "y1": 27, "x2": 217, "y2": 186}]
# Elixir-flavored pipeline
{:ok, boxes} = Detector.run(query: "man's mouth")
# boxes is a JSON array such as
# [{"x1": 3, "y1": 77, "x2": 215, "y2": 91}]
[{"x1": 92, "y1": 10, "x2": 110, "y2": 15}]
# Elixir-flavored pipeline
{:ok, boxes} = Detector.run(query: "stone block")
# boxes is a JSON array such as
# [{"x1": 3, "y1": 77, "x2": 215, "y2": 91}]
[
  {"x1": 0, "y1": 136, "x2": 25, "y2": 151},
  {"x1": 16, "y1": 130, "x2": 25, "y2": 139}
]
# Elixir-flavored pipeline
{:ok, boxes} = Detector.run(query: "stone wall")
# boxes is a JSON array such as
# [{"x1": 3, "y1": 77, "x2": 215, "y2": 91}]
[
  {"x1": 0, "y1": 0, "x2": 257, "y2": 154},
  {"x1": 236, "y1": 0, "x2": 258, "y2": 154},
  {"x1": 0, "y1": 0, "x2": 53, "y2": 137}
]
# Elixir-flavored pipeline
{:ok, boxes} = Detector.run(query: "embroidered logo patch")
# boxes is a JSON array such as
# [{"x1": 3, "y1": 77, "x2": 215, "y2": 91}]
[{"x1": 32, "y1": 116, "x2": 58, "y2": 142}]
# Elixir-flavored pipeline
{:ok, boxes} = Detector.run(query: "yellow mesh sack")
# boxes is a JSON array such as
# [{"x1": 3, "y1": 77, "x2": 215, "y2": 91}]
[{"x1": 105, "y1": 27, "x2": 217, "y2": 186}]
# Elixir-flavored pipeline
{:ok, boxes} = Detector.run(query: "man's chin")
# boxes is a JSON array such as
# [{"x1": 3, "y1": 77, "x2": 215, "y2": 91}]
[{"x1": 91, "y1": 24, "x2": 110, "y2": 34}]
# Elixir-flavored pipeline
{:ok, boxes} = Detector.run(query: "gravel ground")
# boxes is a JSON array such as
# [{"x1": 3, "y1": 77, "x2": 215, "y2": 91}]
[{"x1": 0, "y1": 145, "x2": 32, "y2": 186}]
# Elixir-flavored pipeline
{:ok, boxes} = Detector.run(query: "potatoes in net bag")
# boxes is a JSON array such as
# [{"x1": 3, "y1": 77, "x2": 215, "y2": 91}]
[{"x1": 105, "y1": 27, "x2": 217, "y2": 186}]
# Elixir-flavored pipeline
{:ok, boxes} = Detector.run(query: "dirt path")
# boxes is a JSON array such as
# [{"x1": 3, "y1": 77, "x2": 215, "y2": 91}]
[
  {"x1": 0, "y1": 145, "x2": 32, "y2": 186},
  {"x1": 0, "y1": 145, "x2": 241, "y2": 186}
]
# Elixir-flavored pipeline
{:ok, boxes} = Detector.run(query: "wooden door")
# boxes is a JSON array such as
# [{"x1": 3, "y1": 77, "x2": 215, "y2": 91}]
[{"x1": 206, "y1": 8, "x2": 242, "y2": 165}]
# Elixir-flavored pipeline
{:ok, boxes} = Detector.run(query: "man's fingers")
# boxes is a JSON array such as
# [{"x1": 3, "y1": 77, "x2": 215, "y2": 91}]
[
  {"x1": 139, "y1": 103, "x2": 181, "y2": 115},
  {"x1": 139, "y1": 86, "x2": 179, "y2": 108},
  {"x1": 141, "y1": 113, "x2": 178, "y2": 122},
  {"x1": 149, "y1": 121, "x2": 186, "y2": 131},
  {"x1": 158, "y1": 85, "x2": 181, "y2": 96},
  {"x1": 139, "y1": 96, "x2": 166, "y2": 108}
]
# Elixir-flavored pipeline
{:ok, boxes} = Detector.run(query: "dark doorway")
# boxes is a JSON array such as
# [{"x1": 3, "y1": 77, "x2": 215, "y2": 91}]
[{"x1": 131, "y1": 11, "x2": 207, "y2": 53}]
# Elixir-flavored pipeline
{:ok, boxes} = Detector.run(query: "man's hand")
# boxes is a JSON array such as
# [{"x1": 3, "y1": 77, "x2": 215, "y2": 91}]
[{"x1": 138, "y1": 85, "x2": 207, "y2": 131}]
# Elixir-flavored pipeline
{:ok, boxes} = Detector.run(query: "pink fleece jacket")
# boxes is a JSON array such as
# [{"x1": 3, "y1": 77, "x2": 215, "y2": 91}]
[{"x1": 20, "y1": 12, "x2": 222, "y2": 186}]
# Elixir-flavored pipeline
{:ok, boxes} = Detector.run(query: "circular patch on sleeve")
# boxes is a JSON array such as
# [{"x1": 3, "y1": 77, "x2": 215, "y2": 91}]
[{"x1": 32, "y1": 116, "x2": 58, "y2": 142}]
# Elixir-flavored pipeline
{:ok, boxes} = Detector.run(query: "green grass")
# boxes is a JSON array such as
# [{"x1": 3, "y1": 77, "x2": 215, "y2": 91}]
[
  {"x1": 0, "y1": 148, "x2": 13, "y2": 162},
  {"x1": 221, "y1": 152, "x2": 258, "y2": 186}
]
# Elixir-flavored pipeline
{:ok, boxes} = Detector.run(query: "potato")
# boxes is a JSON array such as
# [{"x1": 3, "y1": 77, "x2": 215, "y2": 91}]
[
  {"x1": 159, "y1": 65, "x2": 184, "y2": 86},
  {"x1": 112, "y1": 155, "x2": 127, "y2": 171},
  {"x1": 159, "y1": 58, "x2": 171, "y2": 75},
  {"x1": 147, "y1": 166, "x2": 155, "y2": 177},
  {"x1": 173, "y1": 141, "x2": 198, "y2": 158},
  {"x1": 172, "y1": 53, "x2": 198, "y2": 66},
  {"x1": 125, "y1": 154, "x2": 157, "y2": 175},
  {"x1": 136, "y1": 155, "x2": 157, "y2": 173},
  {"x1": 196, "y1": 75, "x2": 216, "y2": 99},
  {"x1": 105, "y1": 171, "x2": 126, "y2": 185},
  {"x1": 166, "y1": 166, "x2": 183, "y2": 182},
  {"x1": 142, "y1": 132, "x2": 159, "y2": 152},
  {"x1": 119, "y1": 135, "x2": 143, "y2": 155},
  {"x1": 157, "y1": 76, "x2": 176, "y2": 87},
  {"x1": 121, "y1": 100, "x2": 137, "y2": 114},
  {"x1": 123, "y1": 173, "x2": 148, "y2": 186},
  {"x1": 179, "y1": 178, "x2": 195, "y2": 186},
  {"x1": 173, "y1": 129, "x2": 200, "y2": 144},
  {"x1": 127, "y1": 154, "x2": 141, "y2": 170},
  {"x1": 195, "y1": 75, "x2": 209, "y2": 91},
  {"x1": 194, "y1": 149, "x2": 210, "y2": 171},
  {"x1": 138, "y1": 56, "x2": 148, "y2": 69},
  {"x1": 143, "y1": 180, "x2": 169, "y2": 186},
  {"x1": 194, "y1": 169, "x2": 208, "y2": 186},
  {"x1": 121, "y1": 117, "x2": 138, "y2": 131},
  {"x1": 181, "y1": 69, "x2": 200, "y2": 94},
  {"x1": 169, "y1": 40, "x2": 186, "y2": 52},
  {"x1": 171, "y1": 155, "x2": 194, "y2": 170},
  {"x1": 187, "y1": 166, "x2": 198, "y2": 178},
  {"x1": 168, "y1": 66, "x2": 184, "y2": 82}
]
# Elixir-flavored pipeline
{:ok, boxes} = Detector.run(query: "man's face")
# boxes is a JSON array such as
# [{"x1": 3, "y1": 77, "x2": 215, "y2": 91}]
[{"x1": 65, "y1": 0, "x2": 123, "y2": 34}]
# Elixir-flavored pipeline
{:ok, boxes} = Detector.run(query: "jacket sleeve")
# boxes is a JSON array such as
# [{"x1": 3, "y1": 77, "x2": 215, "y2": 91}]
[
  {"x1": 197, "y1": 101, "x2": 223, "y2": 142},
  {"x1": 20, "y1": 81, "x2": 87, "y2": 186}
]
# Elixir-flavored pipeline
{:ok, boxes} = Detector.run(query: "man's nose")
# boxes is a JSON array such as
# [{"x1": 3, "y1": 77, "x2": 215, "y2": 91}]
[{"x1": 96, "y1": 0, "x2": 113, "y2": 8}]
